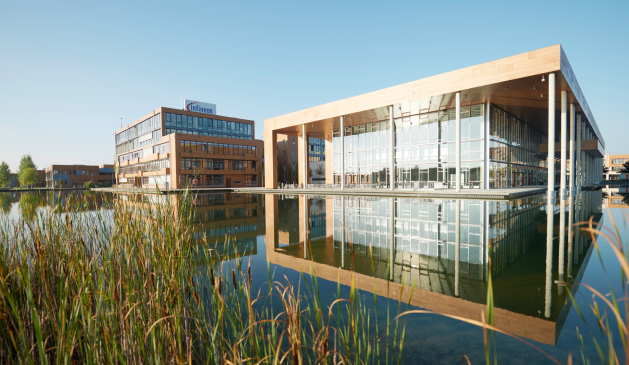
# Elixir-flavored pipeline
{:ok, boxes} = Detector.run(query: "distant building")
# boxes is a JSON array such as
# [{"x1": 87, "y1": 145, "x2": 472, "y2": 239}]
[
  {"x1": 276, "y1": 135, "x2": 326, "y2": 185},
  {"x1": 45, "y1": 164, "x2": 115, "y2": 188},
  {"x1": 114, "y1": 104, "x2": 263, "y2": 189},
  {"x1": 603, "y1": 154, "x2": 629, "y2": 180},
  {"x1": 8, "y1": 171, "x2": 46, "y2": 188}
]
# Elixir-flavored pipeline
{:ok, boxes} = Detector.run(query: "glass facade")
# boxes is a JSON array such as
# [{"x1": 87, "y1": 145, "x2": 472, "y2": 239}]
[
  {"x1": 329, "y1": 103, "x2": 549, "y2": 189},
  {"x1": 488, "y1": 105, "x2": 546, "y2": 188},
  {"x1": 394, "y1": 105, "x2": 484, "y2": 189},
  {"x1": 332, "y1": 121, "x2": 391, "y2": 187},
  {"x1": 165, "y1": 112, "x2": 253, "y2": 140}
]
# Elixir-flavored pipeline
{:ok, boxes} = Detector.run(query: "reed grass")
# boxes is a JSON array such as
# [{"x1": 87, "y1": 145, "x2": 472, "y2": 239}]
[{"x1": 0, "y1": 192, "x2": 409, "y2": 364}]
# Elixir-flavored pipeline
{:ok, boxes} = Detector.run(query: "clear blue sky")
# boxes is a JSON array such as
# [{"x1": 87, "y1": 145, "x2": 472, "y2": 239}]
[{"x1": 1, "y1": 0, "x2": 627, "y2": 170}]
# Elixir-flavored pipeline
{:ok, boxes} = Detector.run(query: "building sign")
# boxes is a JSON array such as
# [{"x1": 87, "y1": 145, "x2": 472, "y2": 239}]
[{"x1": 184, "y1": 99, "x2": 216, "y2": 115}]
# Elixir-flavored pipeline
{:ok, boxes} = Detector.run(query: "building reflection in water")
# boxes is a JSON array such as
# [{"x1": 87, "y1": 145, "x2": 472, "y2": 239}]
[
  {"x1": 265, "y1": 191, "x2": 603, "y2": 346},
  {"x1": 118, "y1": 192, "x2": 264, "y2": 260}
]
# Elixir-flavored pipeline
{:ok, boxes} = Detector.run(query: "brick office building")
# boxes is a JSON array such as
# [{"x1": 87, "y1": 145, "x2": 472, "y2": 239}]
[
  {"x1": 115, "y1": 101, "x2": 263, "y2": 190},
  {"x1": 45, "y1": 164, "x2": 115, "y2": 188},
  {"x1": 276, "y1": 135, "x2": 326, "y2": 186},
  {"x1": 603, "y1": 154, "x2": 629, "y2": 180}
]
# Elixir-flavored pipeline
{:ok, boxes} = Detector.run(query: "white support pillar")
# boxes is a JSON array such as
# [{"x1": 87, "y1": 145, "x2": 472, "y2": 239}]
[
  {"x1": 485, "y1": 103, "x2": 491, "y2": 189},
  {"x1": 560, "y1": 91, "x2": 567, "y2": 200},
  {"x1": 389, "y1": 106, "x2": 395, "y2": 191},
  {"x1": 340, "y1": 116, "x2": 345, "y2": 190},
  {"x1": 569, "y1": 104, "x2": 575, "y2": 196},
  {"x1": 301, "y1": 124, "x2": 308, "y2": 188},
  {"x1": 547, "y1": 73, "x2": 556, "y2": 204},
  {"x1": 455, "y1": 200, "x2": 461, "y2": 297},
  {"x1": 581, "y1": 121, "x2": 587, "y2": 187},
  {"x1": 576, "y1": 114, "x2": 582, "y2": 192},
  {"x1": 567, "y1": 178, "x2": 575, "y2": 279},
  {"x1": 456, "y1": 92, "x2": 461, "y2": 192}
]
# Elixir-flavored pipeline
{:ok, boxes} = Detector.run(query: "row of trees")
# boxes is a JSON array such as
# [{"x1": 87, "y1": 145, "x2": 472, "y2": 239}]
[{"x1": 0, "y1": 154, "x2": 39, "y2": 188}]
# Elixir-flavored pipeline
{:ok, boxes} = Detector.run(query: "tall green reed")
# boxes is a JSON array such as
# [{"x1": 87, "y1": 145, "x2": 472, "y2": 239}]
[{"x1": 0, "y1": 191, "x2": 408, "y2": 364}]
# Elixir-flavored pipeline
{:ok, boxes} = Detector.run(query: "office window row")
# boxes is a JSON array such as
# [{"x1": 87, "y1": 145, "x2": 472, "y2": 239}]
[
  {"x1": 612, "y1": 158, "x2": 628, "y2": 164},
  {"x1": 310, "y1": 144, "x2": 324, "y2": 154},
  {"x1": 117, "y1": 142, "x2": 170, "y2": 164},
  {"x1": 52, "y1": 170, "x2": 95, "y2": 176},
  {"x1": 116, "y1": 129, "x2": 162, "y2": 155},
  {"x1": 309, "y1": 137, "x2": 325, "y2": 147},
  {"x1": 165, "y1": 128, "x2": 252, "y2": 140},
  {"x1": 116, "y1": 114, "x2": 161, "y2": 145},
  {"x1": 118, "y1": 159, "x2": 170, "y2": 174},
  {"x1": 181, "y1": 174, "x2": 224, "y2": 187},
  {"x1": 180, "y1": 140, "x2": 257, "y2": 156},
  {"x1": 181, "y1": 157, "x2": 257, "y2": 171},
  {"x1": 183, "y1": 174, "x2": 256, "y2": 188},
  {"x1": 165, "y1": 113, "x2": 252, "y2": 138}
]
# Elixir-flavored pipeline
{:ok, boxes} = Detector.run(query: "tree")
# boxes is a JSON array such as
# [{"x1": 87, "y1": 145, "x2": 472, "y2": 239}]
[
  {"x1": 278, "y1": 165, "x2": 284, "y2": 183},
  {"x1": 19, "y1": 168, "x2": 39, "y2": 188},
  {"x1": 17, "y1": 154, "x2": 38, "y2": 188},
  {"x1": 620, "y1": 161, "x2": 629, "y2": 174},
  {"x1": 315, "y1": 164, "x2": 325, "y2": 176},
  {"x1": 0, "y1": 162, "x2": 10, "y2": 187}
]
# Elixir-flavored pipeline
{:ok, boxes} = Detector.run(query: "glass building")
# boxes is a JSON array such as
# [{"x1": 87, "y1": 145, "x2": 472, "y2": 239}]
[{"x1": 264, "y1": 45, "x2": 605, "y2": 192}]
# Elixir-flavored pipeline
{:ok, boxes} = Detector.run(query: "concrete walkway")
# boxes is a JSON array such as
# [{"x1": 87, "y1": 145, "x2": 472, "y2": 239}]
[{"x1": 92, "y1": 184, "x2": 601, "y2": 200}]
